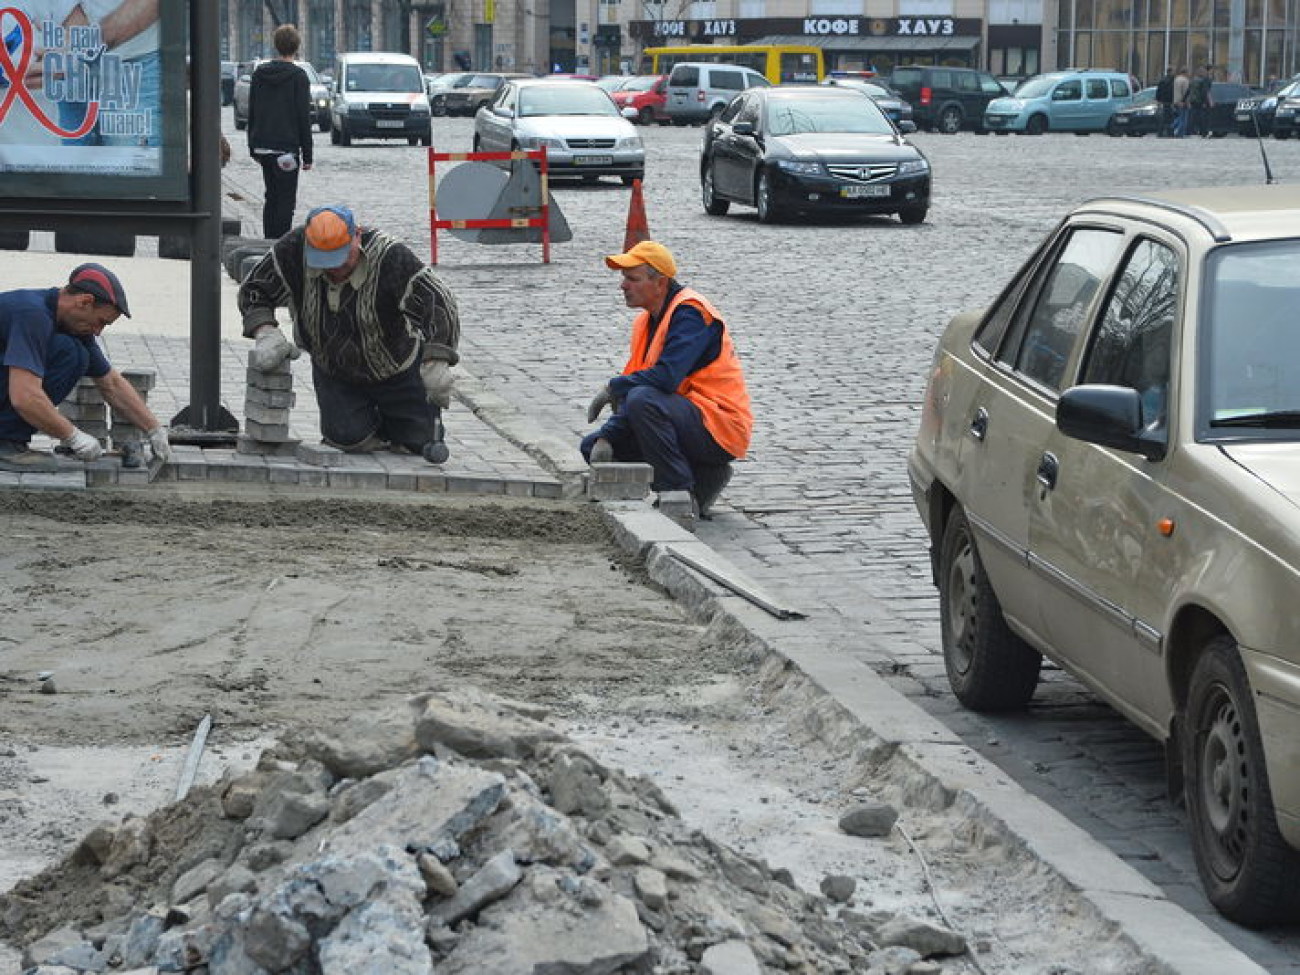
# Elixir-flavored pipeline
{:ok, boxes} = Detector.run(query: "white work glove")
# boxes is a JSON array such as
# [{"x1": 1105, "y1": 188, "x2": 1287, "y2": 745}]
[
  {"x1": 420, "y1": 359, "x2": 452, "y2": 409},
  {"x1": 249, "y1": 326, "x2": 300, "y2": 371},
  {"x1": 587, "y1": 385, "x2": 614, "y2": 424},
  {"x1": 145, "y1": 426, "x2": 172, "y2": 464},
  {"x1": 62, "y1": 428, "x2": 104, "y2": 462}
]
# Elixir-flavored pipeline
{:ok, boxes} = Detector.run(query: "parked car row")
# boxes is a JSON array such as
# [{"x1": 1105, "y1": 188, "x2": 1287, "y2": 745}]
[{"x1": 1110, "y1": 82, "x2": 1260, "y2": 137}]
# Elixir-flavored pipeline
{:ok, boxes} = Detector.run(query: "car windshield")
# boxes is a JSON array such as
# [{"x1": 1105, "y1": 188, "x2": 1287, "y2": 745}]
[
  {"x1": 1014, "y1": 76, "x2": 1059, "y2": 98},
  {"x1": 619, "y1": 76, "x2": 659, "y2": 92},
  {"x1": 1202, "y1": 239, "x2": 1300, "y2": 434},
  {"x1": 466, "y1": 74, "x2": 503, "y2": 88},
  {"x1": 765, "y1": 95, "x2": 893, "y2": 136},
  {"x1": 347, "y1": 63, "x2": 422, "y2": 92},
  {"x1": 596, "y1": 76, "x2": 629, "y2": 91},
  {"x1": 519, "y1": 85, "x2": 618, "y2": 117},
  {"x1": 1131, "y1": 86, "x2": 1156, "y2": 104}
]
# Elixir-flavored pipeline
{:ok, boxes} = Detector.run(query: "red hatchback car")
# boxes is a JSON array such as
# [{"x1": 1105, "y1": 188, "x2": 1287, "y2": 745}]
[{"x1": 611, "y1": 74, "x2": 670, "y2": 125}]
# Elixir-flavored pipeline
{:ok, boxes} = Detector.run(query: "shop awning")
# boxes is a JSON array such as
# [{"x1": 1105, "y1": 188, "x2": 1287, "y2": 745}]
[{"x1": 750, "y1": 33, "x2": 981, "y2": 52}]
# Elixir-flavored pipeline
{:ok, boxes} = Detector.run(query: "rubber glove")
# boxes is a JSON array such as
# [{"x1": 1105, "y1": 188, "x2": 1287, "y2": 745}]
[
  {"x1": 249, "y1": 326, "x2": 300, "y2": 371},
  {"x1": 145, "y1": 426, "x2": 172, "y2": 464},
  {"x1": 587, "y1": 385, "x2": 614, "y2": 424},
  {"x1": 62, "y1": 428, "x2": 103, "y2": 461},
  {"x1": 420, "y1": 359, "x2": 452, "y2": 409}
]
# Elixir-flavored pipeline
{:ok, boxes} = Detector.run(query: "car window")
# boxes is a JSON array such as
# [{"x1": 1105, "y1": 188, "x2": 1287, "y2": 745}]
[
  {"x1": 1109, "y1": 79, "x2": 1130, "y2": 97},
  {"x1": 1086, "y1": 78, "x2": 1109, "y2": 99},
  {"x1": 931, "y1": 69, "x2": 953, "y2": 90},
  {"x1": 892, "y1": 68, "x2": 921, "y2": 89},
  {"x1": 980, "y1": 74, "x2": 1005, "y2": 95},
  {"x1": 957, "y1": 72, "x2": 980, "y2": 92},
  {"x1": 746, "y1": 74, "x2": 772, "y2": 89},
  {"x1": 1202, "y1": 240, "x2": 1300, "y2": 433},
  {"x1": 497, "y1": 85, "x2": 516, "y2": 113},
  {"x1": 1015, "y1": 75, "x2": 1057, "y2": 98},
  {"x1": 712, "y1": 70, "x2": 746, "y2": 91},
  {"x1": 1053, "y1": 80, "x2": 1082, "y2": 101},
  {"x1": 721, "y1": 94, "x2": 747, "y2": 124},
  {"x1": 1082, "y1": 239, "x2": 1178, "y2": 432},
  {"x1": 670, "y1": 65, "x2": 698, "y2": 87},
  {"x1": 1009, "y1": 227, "x2": 1124, "y2": 391}
]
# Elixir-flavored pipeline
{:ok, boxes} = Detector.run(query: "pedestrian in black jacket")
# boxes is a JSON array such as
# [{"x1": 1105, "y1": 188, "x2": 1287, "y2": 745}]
[
  {"x1": 1155, "y1": 66, "x2": 1176, "y2": 137},
  {"x1": 248, "y1": 24, "x2": 314, "y2": 238}
]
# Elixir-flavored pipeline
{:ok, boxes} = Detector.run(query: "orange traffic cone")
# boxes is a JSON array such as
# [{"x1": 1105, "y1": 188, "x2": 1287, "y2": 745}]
[{"x1": 623, "y1": 178, "x2": 650, "y2": 249}]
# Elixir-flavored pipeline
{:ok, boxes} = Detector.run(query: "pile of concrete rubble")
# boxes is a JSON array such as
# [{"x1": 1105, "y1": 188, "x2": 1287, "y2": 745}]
[{"x1": 1, "y1": 689, "x2": 969, "y2": 974}]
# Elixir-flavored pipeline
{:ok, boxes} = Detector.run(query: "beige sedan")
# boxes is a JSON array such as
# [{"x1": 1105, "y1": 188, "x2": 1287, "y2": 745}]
[{"x1": 908, "y1": 184, "x2": 1300, "y2": 928}]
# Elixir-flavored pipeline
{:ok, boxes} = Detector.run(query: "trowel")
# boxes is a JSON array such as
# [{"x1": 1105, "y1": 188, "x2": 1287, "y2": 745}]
[{"x1": 121, "y1": 441, "x2": 169, "y2": 483}]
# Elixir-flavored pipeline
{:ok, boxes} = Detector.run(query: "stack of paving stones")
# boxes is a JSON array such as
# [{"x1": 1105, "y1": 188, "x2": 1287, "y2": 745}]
[
  {"x1": 109, "y1": 367, "x2": 156, "y2": 449},
  {"x1": 239, "y1": 358, "x2": 300, "y2": 459},
  {"x1": 56, "y1": 380, "x2": 110, "y2": 450}
]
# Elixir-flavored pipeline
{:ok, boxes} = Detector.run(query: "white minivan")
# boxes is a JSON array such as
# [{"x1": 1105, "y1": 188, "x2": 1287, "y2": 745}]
[
  {"x1": 329, "y1": 51, "x2": 432, "y2": 146},
  {"x1": 665, "y1": 62, "x2": 769, "y2": 125}
]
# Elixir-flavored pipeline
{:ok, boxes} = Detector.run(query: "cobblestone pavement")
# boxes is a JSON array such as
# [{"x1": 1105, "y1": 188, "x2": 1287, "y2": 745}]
[{"x1": 217, "y1": 116, "x2": 1300, "y2": 969}]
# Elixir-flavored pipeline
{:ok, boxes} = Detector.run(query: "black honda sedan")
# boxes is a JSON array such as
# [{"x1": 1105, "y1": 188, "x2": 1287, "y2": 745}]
[{"x1": 700, "y1": 86, "x2": 931, "y2": 224}]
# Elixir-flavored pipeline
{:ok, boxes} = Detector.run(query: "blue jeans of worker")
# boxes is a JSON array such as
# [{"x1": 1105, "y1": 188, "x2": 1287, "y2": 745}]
[
  {"x1": 312, "y1": 358, "x2": 440, "y2": 452},
  {"x1": 0, "y1": 333, "x2": 89, "y2": 443},
  {"x1": 580, "y1": 385, "x2": 732, "y2": 493}
]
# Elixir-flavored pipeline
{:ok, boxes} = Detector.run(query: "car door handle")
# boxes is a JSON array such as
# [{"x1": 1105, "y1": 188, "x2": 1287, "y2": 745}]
[
  {"x1": 1037, "y1": 451, "x2": 1059, "y2": 491},
  {"x1": 968, "y1": 407, "x2": 989, "y2": 442}
]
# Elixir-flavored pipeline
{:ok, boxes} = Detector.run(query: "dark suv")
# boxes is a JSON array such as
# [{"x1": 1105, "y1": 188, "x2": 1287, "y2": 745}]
[{"x1": 888, "y1": 65, "x2": 1008, "y2": 133}]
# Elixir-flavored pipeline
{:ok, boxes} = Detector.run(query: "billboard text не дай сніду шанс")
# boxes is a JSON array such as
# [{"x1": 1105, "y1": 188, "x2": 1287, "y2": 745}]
[{"x1": 0, "y1": 2, "x2": 187, "y2": 202}]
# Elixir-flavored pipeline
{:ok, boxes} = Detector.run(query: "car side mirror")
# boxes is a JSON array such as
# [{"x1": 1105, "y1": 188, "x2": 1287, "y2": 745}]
[
  {"x1": 622, "y1": 106, "x2": 638, "y2": 119},
  {"x1": 899, "y1": 120, "x2": 917, "y2": 134},
  {"x1": 732, "y1": 121, "x2": 754, "y2": 135},
  {"x1": 1057, "y1": 385, "x2": 1166, "y2": 461}
]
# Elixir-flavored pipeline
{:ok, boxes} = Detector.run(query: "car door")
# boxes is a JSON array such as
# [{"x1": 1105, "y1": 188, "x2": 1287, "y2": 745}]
[
  {"x1": 1050, "y1": 78, "x2": 1084, "y2": 128},
  {"x1": 477, "y1": 85, "x2": 513, "y2": 150},
  {"x1": 709, "y1": 93, "x2": 757, "y2": 199},
  {"x1": 1082, "y1": 77, "x2": 1113, "y2": 129},
  {"x1": 1029, "y1": 234, "x2": 1180, "y2": 726},
  {"x1": 951, "y1": 225, "x2": 1124, "y2": 647}
]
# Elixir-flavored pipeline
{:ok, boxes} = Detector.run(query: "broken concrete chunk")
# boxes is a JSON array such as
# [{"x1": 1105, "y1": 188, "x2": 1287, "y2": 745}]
[
  {"x1": 101, "y1": 818, "x2": 153, "y2": 880},
  {"x1": 700, "y1": 939, "x2": 762, "y2": 975},
  {"x1": 172, "y1": 857, "x2": 225, "y2": 905},
  {"x1": 546, "y1": 751, "x2": 610, "y2": 817},
  {"x1": 874, "y1": 916, "x2": 968, "y2": 957},
  {"x1": 243, "y1": 906, "x2": 312, "y2": 971},
  {"x1": 413, "y1": 690, "x2": 564, "y2": 760},
  {"x1": 417, "y1": 852, "x2": 458, "y2": 898},
  {"x1": 428, "y1": 849, "x2": 523, "y2": 927},
  {"x1": 649, "y1": 846, "x2": 702, "y2": 881},
  {"x1": 21, "y1": 923, "x2": 85, "y2": 968},
  {"x1": 299, "y1": 705, "x2": 420, "y2": 779},
  {"x1": 208, "y1": 864, "x2": 259, "y2": 908},
  {"x1": 605, "y1": 833, "x2": 651, "y2": 866},
  {"x1": 72, "y1": 822, "x2": 116, "y2": 866},
  {"x1": 318, "y1": 895, "x2": 433, "y2": 975},
  {"x1": 838, "y1": 802, "x2": 898, "y2": 838},
  {"x1": 634, "y1": 865, "x2": 668, "y2": 910},
  {"x1": 329, "y1": 774, "x2": 396, "y2": 825},
  {"x1": 260, "y1": 789, "x2": 331, "y2": 840},
  {"x1": 820, "y1": 874, "x2": 856, "y2": 904},
  {"x1": 220, "y1": 780, "x2": 260, "y2": 820}
]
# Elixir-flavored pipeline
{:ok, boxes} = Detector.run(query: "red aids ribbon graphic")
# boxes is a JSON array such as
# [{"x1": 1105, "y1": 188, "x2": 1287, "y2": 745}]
[{"x1": 0, "y1": 7, "x2": 99, "y2": 138}]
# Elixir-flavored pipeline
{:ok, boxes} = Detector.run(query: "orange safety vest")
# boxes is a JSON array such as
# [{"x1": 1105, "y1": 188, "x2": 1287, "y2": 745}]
[{"x1": 623, "y1": 287, "x2": 752, "y2": 459}]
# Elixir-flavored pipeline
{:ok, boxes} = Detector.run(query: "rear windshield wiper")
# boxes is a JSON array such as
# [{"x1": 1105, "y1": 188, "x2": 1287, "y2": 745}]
[{"x1": 1211, "y1": 410, "x2": 1300, "y2": 428}]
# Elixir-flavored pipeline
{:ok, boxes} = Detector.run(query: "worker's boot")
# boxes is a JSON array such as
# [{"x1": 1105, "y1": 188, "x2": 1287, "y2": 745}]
[
  {"x1": 693, "y1": 463, "x2": 733, "y2": 520},
  {"x1": 422, "y1": 417, "x2": 449, "y2": 465}
]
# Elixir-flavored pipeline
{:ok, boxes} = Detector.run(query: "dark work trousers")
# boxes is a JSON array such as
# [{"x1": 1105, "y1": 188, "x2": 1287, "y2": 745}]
[
  {"x1": 258, "y1": 152, "x2": 301, "y2": 239},
  {"x1": 580, "y1": 385, "x2": 732, "y2": 492},
  {"x1": 0, "y1": 333, "x2": 88, "y2": 442},
  {"x1": 311, "y1": 358, "x2": 440, "y2": 453}
]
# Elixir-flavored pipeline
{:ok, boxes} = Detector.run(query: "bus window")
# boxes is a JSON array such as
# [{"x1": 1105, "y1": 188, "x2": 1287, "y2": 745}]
[
  {"x1": 781, "y1": 52, "x2": 820, "y2": 83},
  {"x1": 645, "y1": 45, "x2": 824, "y2": 84}
]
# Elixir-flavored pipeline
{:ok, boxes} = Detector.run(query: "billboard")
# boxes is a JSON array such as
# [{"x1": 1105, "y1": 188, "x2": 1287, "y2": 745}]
[{"x1": 0, "y1": 1, "x2": 188, "y2": 201}]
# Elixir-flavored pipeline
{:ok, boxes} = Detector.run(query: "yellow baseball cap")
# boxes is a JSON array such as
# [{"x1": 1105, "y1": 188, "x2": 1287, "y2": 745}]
[{"x1": 605, "y1": 240, "x2": 676, "y2": 278}]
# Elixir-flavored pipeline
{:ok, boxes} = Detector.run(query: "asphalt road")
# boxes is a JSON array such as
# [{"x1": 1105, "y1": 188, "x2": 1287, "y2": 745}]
[{"x1": 222, "y1": 111, "x2": 1300, "y2": 971}]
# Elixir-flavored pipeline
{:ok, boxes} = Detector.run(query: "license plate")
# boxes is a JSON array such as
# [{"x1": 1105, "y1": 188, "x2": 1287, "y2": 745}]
[
  {"x1": 1236, "y1": 111, "x2": 1251, "y2": 120},
  {"x1": 376, "y1": 119, "x2": 404, "y2": 129},
  {"x1": 841, "y1": 184, "x2": 890, "y2": 199},
  {"x1": 574, "y1": 155, "x2": 613, "y2": 166},
  {"x1": 1115, "y1": 116, "x2": 1129, "y2": 124}
]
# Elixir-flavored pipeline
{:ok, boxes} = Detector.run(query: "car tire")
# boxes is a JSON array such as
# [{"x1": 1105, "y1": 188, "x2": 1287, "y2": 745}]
[
  {"x1": 1276, "y1": 130, "x2": 1291, "y2": 140},
  {"x1": 1106, "y1": 118, "x2": 1123, "y2": 137},
  {"x1": 898, "y1": 204, "x2": 927, "y2": 225},
  {"x1": 233, "y1": 113, "x2": 246, "y2": 131},
  {"x1": 318, "y1": 117, "x2": 330, "y2": 133},
  {"x1": 420, "y1": 130, "x2": 432, "y2": 147},
  {"x1": 1183, "y1": 634, "x2": 1300, "y2": 927},
  {"x1": 338, "y1": 123, "x2": 351, "y2": 147},
  {"x1": 938, "y1": 507, "x2": 1041, "y2": 711},
  {"x1": 408, "y1": 136, "x2": 420, "y2": 146},
  {"x1": 637, "y1": 107, "x2": 654, "y2": 125},
  {"x1": 702, "y1": 164, "x2": 729, "y2": 216},
  {"x1": 937, "y1": 105, "x2": 963, "y2": 134},
  {"x1": 1025, "y1": 113, "x2": 1048, "y2": 136},
  {"x1": 431, "y1": 99, "x2": 446, "y2": 117},
  {"x1": 755, "y1": 170, "x2": 782, "y2": 224},
  {"x1": 329, "y1": 121, "x2": 341, "y2": 145}
]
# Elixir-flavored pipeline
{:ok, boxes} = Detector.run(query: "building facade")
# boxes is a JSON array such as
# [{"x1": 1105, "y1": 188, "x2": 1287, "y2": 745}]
[{"x1": 219, "y1": 0, "x2": 1300, "y2": 86}]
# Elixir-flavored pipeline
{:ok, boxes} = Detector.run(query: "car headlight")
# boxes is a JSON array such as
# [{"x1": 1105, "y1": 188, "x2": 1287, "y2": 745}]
[
  {"x1": 616, "y1": 135, "x2": 643, "y2": 150},
  {"x1": 519, "y1": 135, "x2": 565, "y2": 150},
  {"x1": 897, "y1": 158, "x2": 929, "y2": 175},
  {"x1": 411, "y1": 103, "x2": 430, "y2": 116},
  {"x1": 775, "y1": 159, "x2": 823, "y2": 176}
]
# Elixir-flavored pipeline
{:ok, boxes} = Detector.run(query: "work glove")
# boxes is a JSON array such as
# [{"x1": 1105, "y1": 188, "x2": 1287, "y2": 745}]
[
  {"x1": 62, "y1": 428, "x2": 104, "y2": 462},
  {"x1": 145, "y1": 426, "x2": 172, "y2": 464},
  {"x1": 587, "y1": 385, "x2": 614, "y2": 424},
  {"x1": 420, "y1": 358, "x2": 452, "y2": 409},
  {"x1": 249, "y1": 326, "x2": 300, "y2": 372}
]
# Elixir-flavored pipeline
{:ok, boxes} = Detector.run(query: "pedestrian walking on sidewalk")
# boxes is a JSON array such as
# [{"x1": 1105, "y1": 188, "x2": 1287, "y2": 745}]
[
  {"x1": 238, "y1": 205, "x2": 461, "y2": 464},
  {"x1": 582, "y1": 240, "x2": 752, "y2": 519},
  {"x1": 248, "y1": 24, "x2": 314, "y2": 238},
  {"x1": 0, "y1": 263, "x2": 170, "y2": 472}
]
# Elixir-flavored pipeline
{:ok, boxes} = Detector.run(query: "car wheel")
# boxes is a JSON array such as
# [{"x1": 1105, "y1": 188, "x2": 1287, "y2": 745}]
[
  {"x1": 1025, "y1": 113, "x2": 1048, "y2": 135},
  {"x1": 898, "y1": 204, "x2": 927, "y2": 225},
  {"x1": 1106, "y1": 118, "x2": 1123, "y2": 137},
  {"x1": 329, "y1": 121, "x2": 340, "y2": 145},
  {"x1": 637, "y1": 107, "x2": 654, "y2": 126},
  {"x1": 407, "y1": 135, "x2": 420, "y2": 146},
  {"x1": 318, "y1": 117, "x2": 330, "y2": 133},
  {"x1": 755, "y1": 170, "x2": 782, "y2": 224},
  {"x1": 1277, "y1": 130, "x2": 1292, "y2": 140},
  {"x1": 420, "y1": 130, "x2": 432, "y2": 147},
  {"x1": 233, "y1": 113, "x2": 246, "y2": 131},
  {"x1": 937, "y1": 105, "x2": 962, "y2": 134},
  {"x1": 1183, "y1": 634, "x2": 1300, "y2": 927},
  {"x1": 938, "y1": 508, "x2": 1041, "y2": 711},
  {"x1": 338, "y1": 122, "x2": 351, "y2": 147},
  {"x1": 702, "y1": 164, "x2": 729, "y2": 216},
  {"x1": 431, "y1": 99, "x2": 446, "y2": 117}
]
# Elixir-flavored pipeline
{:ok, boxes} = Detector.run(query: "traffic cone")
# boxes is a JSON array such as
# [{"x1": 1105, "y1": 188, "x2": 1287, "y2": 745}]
[{"x1": 623, "y1": 178, "x2": 650, "y2": 249}]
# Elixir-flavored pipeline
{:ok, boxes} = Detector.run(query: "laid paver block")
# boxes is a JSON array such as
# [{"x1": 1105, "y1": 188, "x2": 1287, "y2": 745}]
[
  {"x1": 327, "y1": 468, "x2": 388, "y2": 490},
  {"x1": 236, "y1": 435, "x2": 301, "y2": 456},
  {"x1": 297, "y1": 442, "x2": 345, "y2": 467},
  {"x1": 387, "y1": 471, "x2": 418, "y2": 492},
  {"x1": 446, "y1": 475, "x2": 506, "y2": 495},
  {"x1": 297, "y1": 467, "x2": 330, "y2": 488},
  {"x1": 18, "y1": 471, "x2": 86, "y2": 490}
]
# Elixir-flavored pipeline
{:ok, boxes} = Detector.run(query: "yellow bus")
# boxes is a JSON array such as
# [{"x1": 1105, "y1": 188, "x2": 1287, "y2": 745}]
[{"x1": 643, "y1": 44, "x2": 824, "y2": 84}]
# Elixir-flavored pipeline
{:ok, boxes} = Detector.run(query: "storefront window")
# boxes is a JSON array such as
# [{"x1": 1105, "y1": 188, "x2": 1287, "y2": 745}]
[{"x1": 1074, "y1": 30, "x2": 1093, "y2": 63}]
